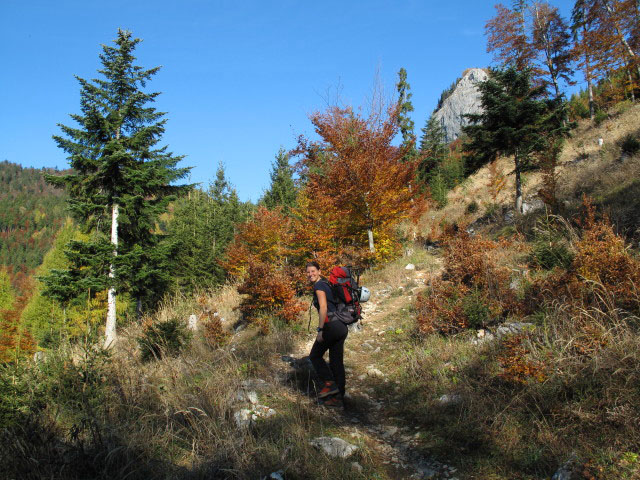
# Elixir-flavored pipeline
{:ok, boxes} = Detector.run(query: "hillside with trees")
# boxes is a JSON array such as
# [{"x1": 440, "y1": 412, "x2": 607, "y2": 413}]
[{"x1": 1, "y1": 1, "x2": 640, "y2": 478}]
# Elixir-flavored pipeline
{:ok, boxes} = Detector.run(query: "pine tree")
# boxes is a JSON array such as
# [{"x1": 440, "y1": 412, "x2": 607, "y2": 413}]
[
  {"x1": 463, "y1": 67, "x2": 568, "y2": 213},
  {"x1": 396, "y1": 68, "x2": 417, "y2": 161},
  {"x1": 261, "y1": 148, "x2": 297, "y2": 213},
  {"x1": 47, "y1": 29, "x2": 190, "y2": 348}
]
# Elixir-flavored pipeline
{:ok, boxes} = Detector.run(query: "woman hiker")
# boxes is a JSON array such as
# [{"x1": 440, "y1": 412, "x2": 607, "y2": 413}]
[{"x1": 306, "y1": 261, "x2": 348, "y2": 408}]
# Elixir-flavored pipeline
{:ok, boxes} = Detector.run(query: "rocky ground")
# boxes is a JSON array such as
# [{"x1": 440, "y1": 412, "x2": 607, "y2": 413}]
[{"x1": 271, "y1": 261, "x2": 465, "y2": 480}]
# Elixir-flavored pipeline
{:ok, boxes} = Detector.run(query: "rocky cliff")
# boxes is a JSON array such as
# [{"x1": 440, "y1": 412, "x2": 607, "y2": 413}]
[{"x1": 432, "y1": 68, "x2": 488, "y2": 143}]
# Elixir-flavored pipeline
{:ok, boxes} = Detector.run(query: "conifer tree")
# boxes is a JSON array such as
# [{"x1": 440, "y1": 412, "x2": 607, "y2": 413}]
[
  {"x1": 168, "y1": 164, "x2": 251, "y2": 291},
  {"x1": 418, "y1": 115, "x2": 448, "y2": 180},
  {"x1": 261, "y1": 148, "x2": 297, "y2": 213},
  {"x1": 463, "y1": 67, "x2": 568, "y2": 213},
  {"x1": 47, "y1": 29, "x2": 190, "y2": 347},
  {"x1": 396, "y1": 68, "x2": 417, "y2": 161}
]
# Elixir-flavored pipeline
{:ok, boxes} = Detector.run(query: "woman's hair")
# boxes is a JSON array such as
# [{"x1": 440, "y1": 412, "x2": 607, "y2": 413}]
[{"x1": 305, "y1": 261, "x2": 320, "y2": 270}]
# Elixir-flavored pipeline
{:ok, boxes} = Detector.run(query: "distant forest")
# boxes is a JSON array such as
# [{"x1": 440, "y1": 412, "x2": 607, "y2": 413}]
[{"x1": 0, "y1": 161, "x2": 68, "y2": 284}]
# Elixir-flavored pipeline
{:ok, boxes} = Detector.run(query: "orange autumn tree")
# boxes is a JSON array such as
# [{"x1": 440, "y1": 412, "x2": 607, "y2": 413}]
[
  {"x1": 223, "y1": 206, "x2": 305, "y2": 329},
  {"x1": 293, "y1": 104, "x2": 426, "y2": 263}
]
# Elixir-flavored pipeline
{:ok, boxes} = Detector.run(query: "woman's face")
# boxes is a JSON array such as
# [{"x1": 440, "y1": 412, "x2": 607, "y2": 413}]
[{"x1": 306, "y1": 266, "x2": 321, "y2": 283}]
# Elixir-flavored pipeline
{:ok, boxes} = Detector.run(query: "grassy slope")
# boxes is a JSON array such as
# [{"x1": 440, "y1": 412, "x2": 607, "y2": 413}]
[{"x1": 2, "y1": 106, "x2": 640, "y2": 479}]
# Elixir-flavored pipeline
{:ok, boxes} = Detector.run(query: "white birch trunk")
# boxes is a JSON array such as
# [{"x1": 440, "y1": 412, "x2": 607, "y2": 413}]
[
  {"x1": 367, "y1": 228, "x2": 375, "y2": 253},
  {"x1": 104, "y1": 203, "x2": 119, "y2": 349}
]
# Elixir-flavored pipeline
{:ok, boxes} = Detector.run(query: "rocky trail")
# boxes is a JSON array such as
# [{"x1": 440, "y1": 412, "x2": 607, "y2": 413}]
[{"x1": 274, "y1": 262, "x2": 462, "y2": 480}]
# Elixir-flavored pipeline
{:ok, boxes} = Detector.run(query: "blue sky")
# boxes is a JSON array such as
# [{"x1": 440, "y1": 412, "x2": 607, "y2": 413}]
[{"x1": 1, "y1": 0, "x2": 577, "y2": 202}]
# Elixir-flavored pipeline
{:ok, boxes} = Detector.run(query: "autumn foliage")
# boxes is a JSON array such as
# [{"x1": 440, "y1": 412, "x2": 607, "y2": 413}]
[
  {"x1": 415, "y1": 226, "x2": 519, "y2": 335},
  {"x1": 225, "y1": 102, "x2": 427, "y2": 330}
]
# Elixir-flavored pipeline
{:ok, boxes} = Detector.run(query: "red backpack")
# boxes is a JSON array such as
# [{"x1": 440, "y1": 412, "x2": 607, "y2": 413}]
[{"x1": 326, "y1": 266, "x2": 362, "y2": 325}]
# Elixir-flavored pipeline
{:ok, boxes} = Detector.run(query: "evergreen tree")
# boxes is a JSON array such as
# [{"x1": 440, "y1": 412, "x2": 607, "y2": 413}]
[
  {"x1": 463, "y1": 67, "x2": 568, "y2": 213},
  {"x1": 167, "y1": 164, "x2": 252, "y2": 291},
  {"x1": 46, "y1": 29, "x2": 190, "y2": 347},
  {"x1": 418, "y1": 115, "x2": 448, "y2": 180},
  {"x1": 261, "y1": 148, "x2": 297, "y2": 213},
  {"x1": 396, "y1": 68, "x2": 417, "y2": 161}
]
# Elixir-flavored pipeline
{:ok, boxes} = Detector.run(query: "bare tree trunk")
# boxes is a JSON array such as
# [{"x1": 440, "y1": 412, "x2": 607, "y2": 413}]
[
  {"x1": 367, "y1": 228, "x2": 375, "y2": 253},
  {"x1": 104, "y1": 203, "x2": 118, "y2": 349},
  {"x1": 514, "y1": 154, "x2": 523, "y2": 213}
]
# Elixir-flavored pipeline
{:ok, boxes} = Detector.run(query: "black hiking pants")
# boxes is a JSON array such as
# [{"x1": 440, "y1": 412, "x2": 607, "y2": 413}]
[{"x1": 309, "y1": 320, "x2": 348, "y2": 397}]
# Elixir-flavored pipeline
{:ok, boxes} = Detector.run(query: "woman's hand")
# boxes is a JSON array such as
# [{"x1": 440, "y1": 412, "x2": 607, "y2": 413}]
[{"x1": 316, "y1": 331, "x2": 323, "y2": 343}]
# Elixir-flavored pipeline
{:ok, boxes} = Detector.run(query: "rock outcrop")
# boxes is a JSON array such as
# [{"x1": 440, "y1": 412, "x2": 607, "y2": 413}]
[{"x1": 432, "y1": 68, "x2": 488, "y2": 143}]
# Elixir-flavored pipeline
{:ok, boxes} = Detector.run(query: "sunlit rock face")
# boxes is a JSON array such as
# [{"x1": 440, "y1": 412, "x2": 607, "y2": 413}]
[{"x1": 433, "y1": 68, "x2": 488, "y2": 143}]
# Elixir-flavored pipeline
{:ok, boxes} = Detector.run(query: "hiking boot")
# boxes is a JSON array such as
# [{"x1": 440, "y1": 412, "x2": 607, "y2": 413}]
[
  {"x1": 318, "y1": 381, "x2": 339, "y2": 398},
  {"x1": 322, "y1": 396, "x2": 343, "y2": 408}
]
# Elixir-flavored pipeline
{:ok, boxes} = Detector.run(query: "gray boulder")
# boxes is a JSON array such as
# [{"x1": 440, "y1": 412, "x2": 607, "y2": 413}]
[{"x1": 310, "y1": 436, "x2": 358, "y2": 458}]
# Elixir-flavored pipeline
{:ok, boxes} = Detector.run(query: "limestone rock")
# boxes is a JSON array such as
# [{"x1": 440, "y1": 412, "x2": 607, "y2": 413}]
[
  {"x1": 187, "y1": 314, "x2": 198, "y2": 331},
  {"x1": 234, "y1": 405, "x2": 276, "y2": 428},
  {"x1": 405, "y1": 263, "x2": 416, "y2": 270},
  {"x1": 432, "y1": 68, "x2": 489, "y2": 143},
  {"x1": 436, "y1": 394, "x2": 463, "y2": 406},
  {"x1": 310, "y1": 436, "x2": 358, "y2": 458}
]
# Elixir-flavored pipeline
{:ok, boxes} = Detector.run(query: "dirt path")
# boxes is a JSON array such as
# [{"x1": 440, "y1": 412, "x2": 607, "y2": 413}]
[{"x1": 279, "y1": 263, "x2": 459, "y2": 479}]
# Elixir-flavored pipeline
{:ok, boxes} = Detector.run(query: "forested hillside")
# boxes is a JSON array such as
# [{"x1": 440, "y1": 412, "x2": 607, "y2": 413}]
[{"x1": 0, "y1": 160, "x2": 68, "y2": 275}]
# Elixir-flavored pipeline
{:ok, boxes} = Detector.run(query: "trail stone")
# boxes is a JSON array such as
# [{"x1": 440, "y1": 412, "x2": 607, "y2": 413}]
[
  {"x1": 405, "y1": 263, "x2": 416, "y2": 270},
  {"x1": 310, "y1": 437, "x2": 358, "y2": 458},
  {"x1": 351, "y1": 461, "x2": 363, "y2": 473},
  {"x1": 367, "y1": 367, "x2": 385, "y2": 378},
  {"x1": 187, "y1": 314, "x2": 198, "y2": 331},
  {"x1": 436, "y1": 394, "x2": 463, "y2": 406}
]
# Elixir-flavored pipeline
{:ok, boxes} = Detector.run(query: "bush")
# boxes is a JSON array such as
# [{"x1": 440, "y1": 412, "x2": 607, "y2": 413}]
[
  {"x1": 594, "y1": 110, "x2": 608, "y2": 126},
  {"x1": 138, "y1": 317, "x2": 190, "y2": 361},
  {"x1": 462, "y1": 289, "x2": 491, "y2": 329},
  {"x1": 531, "y1": 240, "x2": 573, "y2": 270},
  {"x1": 466, "y1": 201, "x2": 479, "y2": 214},
  {"x1": 620, "y1": 134, "x2": 640, "y2": 156}
]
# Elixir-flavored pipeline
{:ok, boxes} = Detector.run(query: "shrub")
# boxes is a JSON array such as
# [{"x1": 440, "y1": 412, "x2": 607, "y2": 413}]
[
  {"x1": 594, "y1": 110, "x2": 608, "y2": 126},
  {"x1": 138, "y1": 317, "x2": 190, "y2": 361},
  {"x1": 236, "y1": 262, "x2": 305, "y2": 332},
  {"x1": 531, "y1": 240, "x2": 573, "y2": 270},
  {"x1": 466, "y1": 201, "x2": 479, "y2": 214},
  {"x1": 201, "y1": 314, "x2": 230, "y2": 348},
  {"x1": 620, "y1": 134, "x2": 640, "y2": 156},
  {"x1": 462, "y1": 289, "x2": 491, "y2": 329}
]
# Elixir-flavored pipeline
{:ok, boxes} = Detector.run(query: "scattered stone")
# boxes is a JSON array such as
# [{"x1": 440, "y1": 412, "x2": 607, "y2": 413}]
[
  {"x1": 522, "y1": 197, "x2": 545, "y2": 215},
  {"x1": 405, "y1": 263, "x2": 416, "y2": 270},
  {"x1": 496, "y1": 322, "x2": 534, "y2": 338},
  {"x1": 348, "y1": 321, "x2": 363, "y2": 333},
  {"x1": 350, "y1": 461, "x2": 363, "y2": 473},
  {"x1": 373, "y1": 347, "x2": 381, "y2": 354},
  {"x1": 187, "y1": 314, "x2": 198, "y2": 331},
  {"x1": 552, "y1": 455, "x2": 577, "y2": 480},
  {"x1": 262, "y1": 470, "x2": 285, "y2": 480},
  {"x1": 366, "y1": 367, "x2": 385, "y2": 378},
  {"x1": 310, "y1": 437, "x2": 358, "y2": 458},
  {"x1": 383, "y1": 425, "x2": 399, "y2": 437},
  {"x1": 241, "y1": 378, "x2": 268, "y2": 390},
  {"x1": 377, "y1": 330, "x2": 385, "y2": 336},
  {"x1": 436, "y1": 394, "x2": 463, "y2": 406},
  {"x1": 233, "y1": 405, "x2": 276, "y2": 429},
  {"x1": 358, "y1": 374, "x2": 367, "y2": 381}
]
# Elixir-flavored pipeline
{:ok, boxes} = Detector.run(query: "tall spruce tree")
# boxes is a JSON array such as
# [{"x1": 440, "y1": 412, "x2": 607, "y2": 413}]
[
  {"x1": 47, "y1": 29, "x2": 190, "y2": 347},
  {"x1": 463, "y1": 67, "x2": 568, "y2": 213},
  {"x1": 261, "y1": 148, "x2": 297, "y2": 213},
  {"x1": 396, "y1": 68, "x2": 417, "y2": 161}
]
